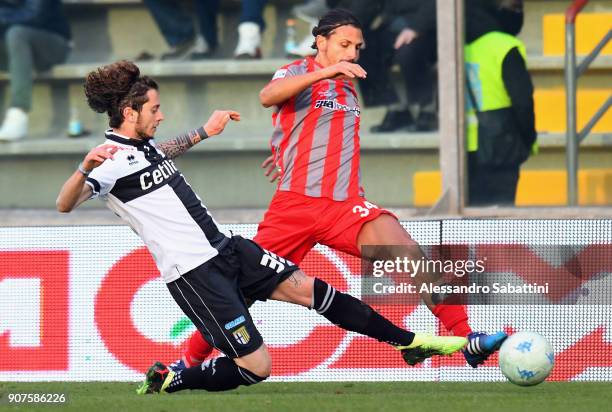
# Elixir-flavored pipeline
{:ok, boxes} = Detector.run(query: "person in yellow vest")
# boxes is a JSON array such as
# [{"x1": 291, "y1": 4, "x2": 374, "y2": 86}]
[{"x1": 465, "y1": 0, "x2": 537, "y2": 206}]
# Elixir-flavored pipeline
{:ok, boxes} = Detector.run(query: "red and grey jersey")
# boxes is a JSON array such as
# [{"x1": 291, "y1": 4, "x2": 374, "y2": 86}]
[
  {"x1": 269, "y1": 57, "x2": 364, "y2": 200},
  {"x1": 85, "y1": 130, "x2": 230, "y2": 283}
]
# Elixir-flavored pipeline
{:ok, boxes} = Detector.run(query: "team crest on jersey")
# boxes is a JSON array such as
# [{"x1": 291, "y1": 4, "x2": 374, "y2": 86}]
[
  {"x1": 225, "y1": 315, "x2": 246, "y2": 330},
  {"x1": 232, "y1": 326, "x2": 251, "y2": 345}
]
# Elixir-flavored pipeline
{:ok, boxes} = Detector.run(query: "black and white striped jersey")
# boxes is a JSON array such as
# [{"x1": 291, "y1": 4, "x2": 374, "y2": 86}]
[{"x1": 86, "y1": 130, "x2": 230, "y2": 283}]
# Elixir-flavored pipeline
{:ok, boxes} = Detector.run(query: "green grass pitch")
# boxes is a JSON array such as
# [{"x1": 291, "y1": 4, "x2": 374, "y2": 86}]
[{"x1": 1, "y1": 382, "x2": 611, "y2": 412}]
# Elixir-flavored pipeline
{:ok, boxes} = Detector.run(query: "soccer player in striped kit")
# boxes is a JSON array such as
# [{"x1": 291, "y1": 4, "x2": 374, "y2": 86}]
[
  {"x1": 179, "y1": 8, "x2": 507, "y2": 371},
  {"x1": 58, "y1": 60, "x2": 467, "y2": 395}
]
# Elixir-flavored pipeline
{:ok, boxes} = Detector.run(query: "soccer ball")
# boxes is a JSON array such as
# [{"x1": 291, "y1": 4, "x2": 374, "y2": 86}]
[{"x1": 498, "y1": 331, "x2": 554, "y2": 386}]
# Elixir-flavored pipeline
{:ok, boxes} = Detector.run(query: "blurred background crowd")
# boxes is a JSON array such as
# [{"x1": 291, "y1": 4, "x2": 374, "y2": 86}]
[
  {"x1": 0, "y1": 0, "x2": 533, "y2": 140},
  {"x1": 0, "y1": 0, "x2": 610, "y2": 210}
]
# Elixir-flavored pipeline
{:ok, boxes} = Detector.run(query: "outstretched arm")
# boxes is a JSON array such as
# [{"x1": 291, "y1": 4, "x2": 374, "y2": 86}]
[
  {"x1": 156, "y1": 127, "x2": 208, "y2": 159},
  {"x1": 157, "y1": 110, "x2": 241, "y2": 159}
]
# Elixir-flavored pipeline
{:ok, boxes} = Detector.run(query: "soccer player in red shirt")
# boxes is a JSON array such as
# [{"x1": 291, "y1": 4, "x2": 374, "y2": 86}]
[{"x1": 179, "y1": 8, "x2": 506, "y2": 371}]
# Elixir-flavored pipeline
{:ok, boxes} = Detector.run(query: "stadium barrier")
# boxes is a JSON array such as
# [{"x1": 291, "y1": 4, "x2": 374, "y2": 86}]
[{"x1": 0, "y1": 220, "x2": 610, "y2": 382}]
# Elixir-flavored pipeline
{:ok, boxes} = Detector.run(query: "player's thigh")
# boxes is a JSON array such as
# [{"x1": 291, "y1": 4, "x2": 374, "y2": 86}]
[
  {"x1": 358, "y1": 213, "x2": 428, "y2": 261},
  {"x1": 357, "y1": 213, "x2": 414, "y2": 248},
  {"x1": 234, "y1": 343, "x2": 272, "y2": 378},
  {"x1": 357, "y1": 214, "x2": 441, "y2": 285},
  {"x1": 167, "y1": 261, "x2": 263, "y2": 360},
  {"x1": 320, "y1": 198, "x2": 404, "y2": 258}
]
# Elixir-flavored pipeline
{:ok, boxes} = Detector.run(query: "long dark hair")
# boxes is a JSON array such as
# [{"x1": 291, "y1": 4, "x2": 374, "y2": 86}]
[
  {"x1": 84, "y1": 60, "x2": 158, "y2": 128},
  {"x1": 311, "y1": 8, "x2": 363, "y2": 50}
]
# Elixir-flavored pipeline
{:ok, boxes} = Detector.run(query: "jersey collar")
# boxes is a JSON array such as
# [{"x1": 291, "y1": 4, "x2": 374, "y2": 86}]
[
  {"x1": 306, "y1": 56, "x2": 324, "y2": 71},
  {"x1": 105, "y1": 129, "x2": 150, "y2": 147}
]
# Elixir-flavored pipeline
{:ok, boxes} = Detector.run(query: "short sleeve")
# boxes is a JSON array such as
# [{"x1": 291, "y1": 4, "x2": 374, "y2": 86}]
[
  {"x1": 269, "y1": 60, "x2": 307, "y2": 83},
  {"x1": 85, "y1": 159, "x2": 120, "y2": 199},
  {"x1": 271, "y1": 67, "x2": 290, "y2": 81}
]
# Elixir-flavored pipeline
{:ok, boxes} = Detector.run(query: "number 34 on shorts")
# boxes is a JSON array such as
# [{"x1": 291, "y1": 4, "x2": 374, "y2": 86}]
[{"x1": 352, "y1": 200, "x2": 379, "y2": 218}]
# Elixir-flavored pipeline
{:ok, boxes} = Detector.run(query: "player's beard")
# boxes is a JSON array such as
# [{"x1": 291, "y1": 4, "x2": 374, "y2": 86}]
[{"x1": 135, "y1": 121, "x2": 154, "y2": 140}]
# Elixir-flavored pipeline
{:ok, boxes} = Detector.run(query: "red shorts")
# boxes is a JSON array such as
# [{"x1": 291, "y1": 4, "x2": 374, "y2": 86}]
[{"x1": 253, "y1": 190, "x2": 397, "y2": 264}]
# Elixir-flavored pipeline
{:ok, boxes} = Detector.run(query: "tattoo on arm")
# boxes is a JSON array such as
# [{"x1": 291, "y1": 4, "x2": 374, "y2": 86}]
[{"x1": 157, "y1": 127, "x2": 208, "y2": 159}]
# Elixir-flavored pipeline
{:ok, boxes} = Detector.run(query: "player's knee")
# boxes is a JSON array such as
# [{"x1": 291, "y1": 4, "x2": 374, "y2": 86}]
[
  {"x1": 234, "y1": 344, "x2": 272, "y2": 379},
  {"x1": 251, "y1": 351, "x2": 272, "y2": 378}
]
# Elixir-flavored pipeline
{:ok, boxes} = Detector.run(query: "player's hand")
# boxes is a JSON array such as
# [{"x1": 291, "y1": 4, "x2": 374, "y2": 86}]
[
  {"x1": 82, "y1": 144, "x2": 118, "y2": 170},
  {"x1": 322, "y1": 61, "x2": 367, "y2": 81},
  {"x1": 261, "y1": 155, "x2": 281, "y2": 183},
  {"x1": 394, "y1": 28, "x2": 419, "y2": 49},
  {"x1": 204, "y1": 110, "x2": 240, "y2": 137}
]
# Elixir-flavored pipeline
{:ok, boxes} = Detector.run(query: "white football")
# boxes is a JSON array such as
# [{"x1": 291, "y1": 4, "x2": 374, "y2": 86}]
[{"x1": 498, "y1": 331, "x2": 554, "y2": 386}]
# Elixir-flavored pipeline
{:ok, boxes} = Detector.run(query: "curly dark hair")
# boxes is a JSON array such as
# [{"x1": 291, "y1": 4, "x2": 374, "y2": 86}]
[
  {"x1": 84, "y1": 60, "x2": 158, "y2": 128},
  {"x1": 311, "y1": 8, "x2": 363, "y2": 50}
]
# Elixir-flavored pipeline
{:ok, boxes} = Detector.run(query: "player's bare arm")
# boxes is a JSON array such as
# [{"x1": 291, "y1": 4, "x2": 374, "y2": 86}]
[
  {"x1": 157, "y1": 110, "x2": 241, "y2": 159},
  {"x1": 56, "y1": 144, "x2": 118, "y2": 213},
  {"x1": 259, "y1": 62, "x2": 366, "y2": 108},
  {"x1": 156, "y1": 128, "x2": 206, "y2": 159}
]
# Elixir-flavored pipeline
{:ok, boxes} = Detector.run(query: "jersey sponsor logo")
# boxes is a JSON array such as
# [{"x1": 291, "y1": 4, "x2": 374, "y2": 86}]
[
  {"x1": 224, "y1": 315, "x2": 246, "y2": 330},
  {"x1": 232, "y1": 326, "x2": 251, "y2": 345},
  {"x1": 109, "y1": 159, "x2": 182, "y2": 202},
  {"x1": 139, "y1": 159, "x2": 178, "y2": 190},
  {"x1": 314, "y1": 99, "x2": 361, "y2": 117}
]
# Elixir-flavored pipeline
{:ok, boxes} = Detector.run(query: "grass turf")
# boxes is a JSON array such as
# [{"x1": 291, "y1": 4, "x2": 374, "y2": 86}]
[{"x1": 1, "y1": 382, "x2": 611, "y2": 412}]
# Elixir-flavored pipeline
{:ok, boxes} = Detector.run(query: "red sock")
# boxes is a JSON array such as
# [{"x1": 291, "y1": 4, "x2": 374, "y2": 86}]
[
  {"x1": 432, "y1": 304, "x2": 472, "y2": 337},
  {"x1": 182, "y1": 331, "x2": 214, "y2": 367}
]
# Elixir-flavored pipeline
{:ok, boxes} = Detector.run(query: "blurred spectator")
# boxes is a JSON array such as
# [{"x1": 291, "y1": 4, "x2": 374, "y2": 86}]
[
  {"x1": 328, "y1": 0, "x2": 382, "y2": 28},
  {"x1": 465, "y1": 0, "x2": 537, "y2": 206},
  {"x1": 293, "y1": 0, "x2": 328, "y2": 23},
  {"x1": 142, "y1": 0, "x2": 219, "y2": 60},
  {"x1": 286, "y1": 0, "x2": 384, "y2": 59},
  {"x1": 352, "y1": 0, "x2": 439, "y2": 133},
  {"x1": 0, "y1": 0, "x2": 71, "y2": 141},
  {"x1": 144, "y1": 0, "x2": 267, "y2": 60},
  {"x1": 234, "y1": 0, "x2": 268, "y2": 59},
  {"x1": 287, "y1": 0, "x2": 328, "y2": 58}
]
